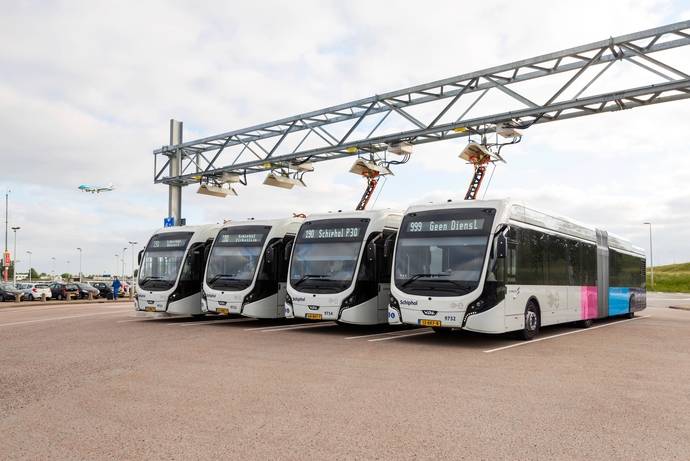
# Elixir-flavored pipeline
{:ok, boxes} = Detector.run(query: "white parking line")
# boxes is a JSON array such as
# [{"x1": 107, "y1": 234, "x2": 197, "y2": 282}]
[
  {"x1": 483, "y1": 315, "x2": 651, "y2": 353},
  {"x1": 260, "y1": 323, "x2": 337, "y2": 332},
  {"x1": 0, "y1": 310, "x2": 131, "y2": 328},
  {"x1": 345, "y1": 330, "x2": 415, "y2": 340},
  {"x1": 177, "y1": 318, "x2": 257, "y2": 327},
  {"x1": 116, "y1": 317, "x2": 160, "y2": 323},
  {"x1": 368, "y1": 329, "x2": 434, "y2": 342},
  {"x1": 0, "y1": 303, "x2": 132, "y2": 314},
  {"x1": 244, "y1": 322, "x2": 317, "y2": 331}
]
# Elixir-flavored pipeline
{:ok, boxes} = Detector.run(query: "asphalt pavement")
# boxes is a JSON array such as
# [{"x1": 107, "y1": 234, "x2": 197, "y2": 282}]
[{"x1": 0, "y1": 292, "x2": 689, "y2": 460}]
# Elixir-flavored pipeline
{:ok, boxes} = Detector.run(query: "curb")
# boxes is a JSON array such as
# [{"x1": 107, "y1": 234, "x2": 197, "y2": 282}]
[
  {"x1": 0, "y1": 299, "x2": 134, "y2": 309},
  {"x1": 669, "y1": 305, "x2": 690, "y2": 311}
]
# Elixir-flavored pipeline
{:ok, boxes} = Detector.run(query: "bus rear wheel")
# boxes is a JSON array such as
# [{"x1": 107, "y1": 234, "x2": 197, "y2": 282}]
[
  {"x1": 518, "y1": 301, "x2": 540, "y2": 341},
  {"x1": 578, "y1": 318, "x2": 594, "y2": 328}
]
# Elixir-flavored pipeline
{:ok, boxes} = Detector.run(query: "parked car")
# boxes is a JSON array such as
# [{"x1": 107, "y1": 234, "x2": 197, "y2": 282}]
[
  {"x1": 0, "y1": 283, "x2": 23, "y2": 301},
  {"x1": 75, "y1": 282, "x2": 100, "y2": 299},
  {"x1": 90, "y1": 282, "x2": 114, "y2": 300},
  {"x1": 17, "y1": 282, "x2": 52, "y2": 301},
  {"x1": 49, "y1": 282, "x2": 79, "y2": 300}
]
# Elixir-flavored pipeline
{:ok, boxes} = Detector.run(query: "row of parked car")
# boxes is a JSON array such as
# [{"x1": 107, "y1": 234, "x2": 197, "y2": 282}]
[{"x1": 0, "y1": 281, "x2": 118, "y2": 302}]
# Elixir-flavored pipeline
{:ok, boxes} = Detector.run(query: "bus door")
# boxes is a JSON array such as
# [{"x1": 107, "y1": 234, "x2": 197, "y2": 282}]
[{"x1": 376, "y1": 231, "x2": 397, "y2": 317}]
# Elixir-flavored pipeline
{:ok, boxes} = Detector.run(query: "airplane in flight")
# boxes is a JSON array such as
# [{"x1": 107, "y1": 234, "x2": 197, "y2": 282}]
[{"x1": 78, "y1": 183, "x2": 115, "y2": 194}]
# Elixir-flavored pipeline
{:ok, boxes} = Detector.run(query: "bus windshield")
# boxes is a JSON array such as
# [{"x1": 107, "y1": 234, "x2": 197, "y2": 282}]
[
  {"x1": 290, "y1": 218, "x2": 369, "y2": 293},
  {"x1": 206, "y1": 225, "x2": 270, "y2": 290},
  {"x1": 138, "y1": 232, "x2": 193, "y2": 291},
  {"x1": 394, "y1": 209, "x2": 495, "y2": 296}
]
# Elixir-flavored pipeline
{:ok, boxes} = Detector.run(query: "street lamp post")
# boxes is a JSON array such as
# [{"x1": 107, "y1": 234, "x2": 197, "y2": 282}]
[
  {"x1": 26, "y1": 251, "x2": 32, "y2": 282},
  {"x1": 128, "y1": 241, "x2": 138, "y2": 280},
  {"x1": 114, "y1": 254, "x2": 119, "y2": 278},
  {"x1": 11, "y1": 226, "x2": 20, "y2": 285},
  {"x1": 77, "y1": 248, "x2": 83, "y2": 282},
  {"x1": 121, "y1": 247, "x2": 127, "y2": 279},
  {"x1": 643, "y1": 222, "x2": 654, "y2": 290},
  {"x1": 3, "y1": 189, "x2": 9, "y2": 282}
]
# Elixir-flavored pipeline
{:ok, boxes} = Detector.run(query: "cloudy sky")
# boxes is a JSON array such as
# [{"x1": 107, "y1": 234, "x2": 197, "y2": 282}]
[{"x1": 1, "y1": 0, "x2": 689, "y2": 276}]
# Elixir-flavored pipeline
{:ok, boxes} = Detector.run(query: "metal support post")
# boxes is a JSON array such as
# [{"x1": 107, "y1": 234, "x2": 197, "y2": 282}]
[{"x1": 168, "y1": 119, "x2": 183, "y2": 225}]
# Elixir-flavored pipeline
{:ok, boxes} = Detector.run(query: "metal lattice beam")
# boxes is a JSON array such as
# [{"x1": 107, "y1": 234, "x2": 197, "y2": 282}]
[{"x1": 154, "y1": 21, "x2": 690, "y2": 186}]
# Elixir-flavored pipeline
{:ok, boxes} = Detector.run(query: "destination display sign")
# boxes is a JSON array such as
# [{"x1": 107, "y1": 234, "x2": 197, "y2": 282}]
[
  {"x1": 406, "y1": 218, "x2": 485, "y2": 233},
  {"x1": 219, "y1": 233, "x2": 265, "y2": 244},
  {"x1": 151, "y1": 238, "x2": 189, "y2": 249},
  {"x1": 148, "y1": 232, "x2": 193, "y2": 250},
  {"x1": 302, "y1": 226, "x2": 362, "y2": 240}
]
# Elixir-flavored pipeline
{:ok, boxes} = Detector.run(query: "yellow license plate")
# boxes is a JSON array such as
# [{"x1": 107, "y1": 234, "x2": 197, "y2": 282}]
[
  {"x1": 419, "y1": 319, "x2": 441, "y2": 327},
  {"x1": 217, "y1": 307, "x2": 229, "y2": 315},
  {"x1": 145, "y1": 306, "x2": 156, "y2": 312},
  {"x1": 305, "y1": 313, "x2": 322, "y2": 320}
]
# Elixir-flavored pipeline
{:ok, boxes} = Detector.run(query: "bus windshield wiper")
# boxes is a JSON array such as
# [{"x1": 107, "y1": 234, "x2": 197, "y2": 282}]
[
  {"x1": 401, "y1": 273, "x2": 449, "y2": 287},
  {"x1": 293, "y1": 274, "x2": 328, "y2": 286},
  {"x1": 208, "y1": 274, "x2": 242, "y2": 284},
  {"x1": 139, "y1": 276, "x2": 164, "y2": 286}
]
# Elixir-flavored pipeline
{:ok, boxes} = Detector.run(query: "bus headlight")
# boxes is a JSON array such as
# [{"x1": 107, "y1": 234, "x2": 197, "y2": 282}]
[
  {"x1": 341, "y1": 294, "x2": 357, "y2": 309},
  {"x1": 242, "y1": 292, "x2": 255, "y2": 307},
  {"x1": 389, "y1": 294, "x2": 400, "y2": 310}
]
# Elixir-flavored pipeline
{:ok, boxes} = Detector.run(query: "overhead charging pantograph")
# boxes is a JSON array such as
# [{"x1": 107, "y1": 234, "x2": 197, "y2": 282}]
[{"x1": 154, "y1": 21, "x2": 690, "y2": 218}]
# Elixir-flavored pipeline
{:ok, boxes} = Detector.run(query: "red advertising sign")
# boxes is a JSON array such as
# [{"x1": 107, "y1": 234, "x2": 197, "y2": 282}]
[{"x1": 3, "y1": 251, "x2": 10, "y2": 267}]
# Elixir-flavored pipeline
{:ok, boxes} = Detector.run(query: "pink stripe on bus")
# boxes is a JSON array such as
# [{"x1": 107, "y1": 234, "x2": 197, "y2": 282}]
[{"x1": 581, "y1": 286, "x2": 598, "y2": 319}]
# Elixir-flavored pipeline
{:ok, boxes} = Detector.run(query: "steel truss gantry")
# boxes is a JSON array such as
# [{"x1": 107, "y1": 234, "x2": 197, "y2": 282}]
[{"x1": 154, "y1": 21, "x2": 690, "y2": 189}]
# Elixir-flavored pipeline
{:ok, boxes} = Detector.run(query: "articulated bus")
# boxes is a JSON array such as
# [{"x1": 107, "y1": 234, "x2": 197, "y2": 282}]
[
  {"x1": 201, "y1": 217, "x2": 303, "y2": 318},
  {"x1": 285, "y1": 210, "x2": 402, "y2": 325},
  {"x1": 135, "y1": 224, "x2": 218, "y2": 316},
  {"x1": 389, "y1": 199, "x2": 646, "y2": 339}
]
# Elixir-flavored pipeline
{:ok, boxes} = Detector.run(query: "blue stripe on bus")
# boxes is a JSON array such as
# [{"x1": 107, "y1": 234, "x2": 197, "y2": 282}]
[{"x1": 608, "y1": 287, "x2": 630, "y2": 316}]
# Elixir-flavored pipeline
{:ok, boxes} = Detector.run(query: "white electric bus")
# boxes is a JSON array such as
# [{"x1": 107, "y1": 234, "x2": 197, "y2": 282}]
[
  {"x1": 135, "y1": 224, "x2": 218, "y2": 316},
  {"x1": 389, "y1": 199, "x2": 646, "y2": 339},
  {"x1": 201, "y1": 217, "x2": 303, "y2": 318},
  {"x1": 285, "y1": 209, "x2": 402, "y2": 325}
]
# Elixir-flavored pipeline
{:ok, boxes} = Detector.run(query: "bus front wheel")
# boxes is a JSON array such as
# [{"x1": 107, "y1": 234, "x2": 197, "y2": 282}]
[{"x1": 518, "y1": 301, "x2": 540, "y2": 341}]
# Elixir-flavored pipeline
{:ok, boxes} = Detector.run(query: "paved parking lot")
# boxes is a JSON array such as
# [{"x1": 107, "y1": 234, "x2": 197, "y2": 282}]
[{"x1": 1, "y1": 293, "x2": 689, "y2": 460}]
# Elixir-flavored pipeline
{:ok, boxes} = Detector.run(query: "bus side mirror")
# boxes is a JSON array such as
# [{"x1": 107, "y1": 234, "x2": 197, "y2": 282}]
[
  {"x1": 496, "y1": 234, "x2": 507, "y2": 259},
  {"x1": 284, "y1": 240, "x2": 294, "y2": 262},
  {"x1": 383, "y1": 238, "x2": 394, "y2": 258},
  {"x1": 203, "y1": 242, "x2": 212, "y2": 261},
  {"x1": 366, "y1": 242, "x2": 377, "y2": 262},
  {"x1": 265, "y1": 245, "x2": 275, "y2": 265},
  {"x1": 137, "y1": 249, "x2": 144, "y2": 265}
]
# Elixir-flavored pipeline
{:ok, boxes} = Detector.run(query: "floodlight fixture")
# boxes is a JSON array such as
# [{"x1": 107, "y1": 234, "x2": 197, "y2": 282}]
[
  {"x1": 495, "y1": 122, "x2": 522, "y2": 139},
  {"x1": 197, "y1": 184, "x2": 237, "y2": 198},
  {"x1": 221, "y1": 172, "x2": 242, "y2": 183},
  {"x1": 289, "y1": 162, "x2": 314, "y2": 172},
  {"x1": 263, "y1": 172, "x2": 306, "y2": 189},
  {"x1": 349, "y1": 159, "x2": 393, "y2": 177},
  {"x1": 387, "y1": 141, "x2": 413, "y2": 156},
  {"x1": 459, "y1": 141, "x2": 500, "y2": 164}
]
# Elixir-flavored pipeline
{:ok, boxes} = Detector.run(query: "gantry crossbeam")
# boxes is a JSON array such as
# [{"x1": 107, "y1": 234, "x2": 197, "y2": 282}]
[{"x1": 154, "y1": 21, "x2": 690, "y2": 186}]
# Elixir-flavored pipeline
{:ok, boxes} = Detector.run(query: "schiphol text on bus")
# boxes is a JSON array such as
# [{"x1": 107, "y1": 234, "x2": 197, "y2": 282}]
[{"x1": 134, "y1": 199, "x2": 647, "y2": 340}]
